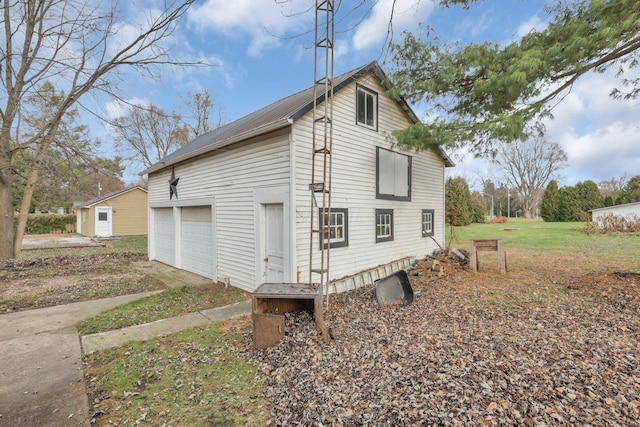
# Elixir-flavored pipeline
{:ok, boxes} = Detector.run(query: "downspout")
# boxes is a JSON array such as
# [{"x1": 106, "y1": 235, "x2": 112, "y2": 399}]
[{"x1": 287, "y1": 117, "x2": 296, "y2": 282}]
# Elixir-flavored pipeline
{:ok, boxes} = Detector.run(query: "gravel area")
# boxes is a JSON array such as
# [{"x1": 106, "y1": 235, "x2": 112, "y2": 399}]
[{"x1": 254, "y1": 260, "x2": 640, "y2": 426}]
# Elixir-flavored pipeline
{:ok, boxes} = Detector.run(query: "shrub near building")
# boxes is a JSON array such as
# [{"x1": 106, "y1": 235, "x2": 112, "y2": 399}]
[
  {"x1": 20, "y1": 214, "x2": 76, "y2": 234},
  {"x1": 445, "y1": 177, "x2": 486, "y2": 226},
  {"x1": 541, "y1": 180, "x2": 604, "y2": 222}
]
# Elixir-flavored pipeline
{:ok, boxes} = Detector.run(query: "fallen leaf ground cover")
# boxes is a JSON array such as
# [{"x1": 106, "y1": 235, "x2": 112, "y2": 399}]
[
  {"x1": 84, "y1": 235, "x2": 640, "y2": 426},
  {"x1": 0, "y1": 252, "x2": 165, "y2": 312},
  {"x1": 254, "y1": 253, "x2": 640, "y2": 425}
]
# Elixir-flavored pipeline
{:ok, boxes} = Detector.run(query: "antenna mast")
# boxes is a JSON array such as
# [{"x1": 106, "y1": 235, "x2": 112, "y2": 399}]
[{"x1": 308, "y1": 0, "x2": 335, "y2": 305}]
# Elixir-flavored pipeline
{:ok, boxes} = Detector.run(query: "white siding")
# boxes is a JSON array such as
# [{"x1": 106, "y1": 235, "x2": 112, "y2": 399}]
[
  {"x1": 146, "y1": 69, "x2": 449, "y2": 293},
  {"x1": 592, "y1": 202, "x2": 640, "y2": 226},
  {"x1": 148, "y1": 132, "x2": 290, "y2": 291},
  {"x1": 293, "y1": 73, "x2": 446, "y2": 284}
]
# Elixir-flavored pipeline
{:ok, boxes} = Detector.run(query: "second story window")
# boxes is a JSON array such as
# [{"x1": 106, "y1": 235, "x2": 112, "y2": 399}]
[
  {"x1": 376, "y1": 147, "x2": 412, "y2": 201},
  {"x1": 356, "y1": 85, "x2": 377, "y2": 130}
]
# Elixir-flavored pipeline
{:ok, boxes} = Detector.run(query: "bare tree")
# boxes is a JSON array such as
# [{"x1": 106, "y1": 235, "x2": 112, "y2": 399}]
[
  {"x1": 598, "y1": 175, "x2": 627, "y2": 201},
  {"x1": 0, "y1": 0, "x2": 200, "y2": 259},
  {"x1": 493, "y1": 137, "x2": 568, "y2": 219},
  {"x1": 111, "y1": 90, "x2": 222, "y2": 173},
  {"x1": 181, "y1": 89, "x2": 224, "y2": 139},
  {"x1": 111, "y1": 104, "x2": 184, "y2": 171}
]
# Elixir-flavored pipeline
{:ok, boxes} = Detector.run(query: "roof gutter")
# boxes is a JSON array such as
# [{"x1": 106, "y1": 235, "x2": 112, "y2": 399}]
[{"x1": 141, "y1": 117, "x2": 293, "y2": 176}]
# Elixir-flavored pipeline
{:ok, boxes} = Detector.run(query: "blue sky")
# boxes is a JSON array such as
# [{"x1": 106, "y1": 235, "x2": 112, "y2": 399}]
[{"x1": 96, "y1": 0, "x2": 640, "y2": 189}]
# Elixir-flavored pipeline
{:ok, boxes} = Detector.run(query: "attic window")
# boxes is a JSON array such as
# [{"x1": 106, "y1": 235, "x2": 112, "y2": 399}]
[
  {"x1": 356, "y1": 84, "x2": 377, "y2": 130},
  {"x1": 376, "y1": 147, "x2": 412, "y2": 201}
]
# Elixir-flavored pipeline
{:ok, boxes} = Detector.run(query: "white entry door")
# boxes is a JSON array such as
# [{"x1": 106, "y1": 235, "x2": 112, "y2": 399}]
[
  {"x1": 264, "y1": 204, "x2": 284, "y2": 282},
  {"x1": 95, "y1": 206, "x2": 112, "y2": 237}
]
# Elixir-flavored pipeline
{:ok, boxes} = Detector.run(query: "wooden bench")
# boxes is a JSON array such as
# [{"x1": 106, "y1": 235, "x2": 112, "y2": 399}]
[{"x1": 470, "y1": 239, "x2": 507, "y2": 274}]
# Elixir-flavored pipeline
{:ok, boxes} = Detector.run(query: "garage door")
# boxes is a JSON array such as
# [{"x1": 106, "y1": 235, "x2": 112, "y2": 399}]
[
  {"x1": 154, "y1": 208, "x2": 175, "y2": 266},
  {"x1": 181, "y1": 206, "x2": 214, "y2": 278}
]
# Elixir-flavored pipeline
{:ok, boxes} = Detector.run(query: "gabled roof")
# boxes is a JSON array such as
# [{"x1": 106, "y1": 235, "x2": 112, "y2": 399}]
[
  {"x1": 142, "y1": 61, "x2": 453, "y2": 175},
  {"x1": 79, "y1": 185, "x2": 147, "y2": 208}
]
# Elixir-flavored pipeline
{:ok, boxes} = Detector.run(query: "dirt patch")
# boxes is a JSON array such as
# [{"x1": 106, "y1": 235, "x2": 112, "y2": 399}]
[
  {"x1": 567, "y1": 271, "x2": 640, "y2": 296},
  {"x1": 0, "y1": 252, "x2": 166, "y2": 312}
]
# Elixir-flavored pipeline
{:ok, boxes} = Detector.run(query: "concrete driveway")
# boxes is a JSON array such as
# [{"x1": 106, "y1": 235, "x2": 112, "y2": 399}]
[
  {"x1": 21, "y1": 234, "x2": 103, "y2": 250},
  {"x1": 0, "y1": 293, "x2": 160, "y2": 426}
]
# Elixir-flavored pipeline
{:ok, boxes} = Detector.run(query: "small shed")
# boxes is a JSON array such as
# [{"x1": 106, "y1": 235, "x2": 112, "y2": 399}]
[
  {"x1": 76, "y1": 186, "x2": 148, "y2": 237},
  {"x1": 590, "y1": 202, "x2": 640, "y2": 230}
]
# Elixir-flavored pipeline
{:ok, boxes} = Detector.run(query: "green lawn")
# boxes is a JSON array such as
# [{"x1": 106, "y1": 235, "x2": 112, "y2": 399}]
[
  {"x1": 78, "y1": 285, "x2": 248, "y2": 335},
  {"x1": 447, "y1": 218, "x2": 640, "y2": 269}
]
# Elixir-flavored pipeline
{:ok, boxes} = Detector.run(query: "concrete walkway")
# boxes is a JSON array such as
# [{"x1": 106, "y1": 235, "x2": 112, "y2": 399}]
[{"x1": 0, "y1": 294, "x2": 251, "y2": 427}]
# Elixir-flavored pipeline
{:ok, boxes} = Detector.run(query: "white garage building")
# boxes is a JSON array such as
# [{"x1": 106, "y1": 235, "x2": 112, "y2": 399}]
[{"x1": 142, "y1": 62, "x2": 454, "y2": 292}]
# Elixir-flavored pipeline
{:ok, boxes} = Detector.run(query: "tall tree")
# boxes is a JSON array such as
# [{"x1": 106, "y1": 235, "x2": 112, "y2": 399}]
[
  {"x1": 11, "y1": 82, "x2": 124, "y2": 213},
  {"x1": 181, "y1": 89, "x2": 223, "y2": 140},
  {"x1": 111, "y1": 104, "x2": 184, "y2": 171},
  {"x1": 492, "y1": 137, "x2": 567, "y2": 219},
  {"x1": 0, "y1": 0, "x2": 199, "y2": 259},
  {"x1": 469, "y1": 191, "x2": 487, "y2": 223},
  {"x1": 574, "y1": 180, "x2": 604, "y2": 219},
  {"x1": 388, "y1": 0, "x2": 640, "y2": 153},
  {"x1": 558, "y1": 186, "x2": 579, "y2": 222},
  {"x1": 598, "y1": 175, "x2": 627, "y2": 202},
  {"x1": 445, "y1": 176, "x2": 474, "y2": 226},
  {"x1": 617, "y1": 175, "x2": 640, "y2": 204},
  {"x1": 540, "y1": 179, "x2": 560, "y2": 222}
]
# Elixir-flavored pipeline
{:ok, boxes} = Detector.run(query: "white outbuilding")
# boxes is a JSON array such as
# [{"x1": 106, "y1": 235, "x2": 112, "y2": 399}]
[
  {"x1": 142, "y1": 62, "x2": 454, "y2": 292},
  {"x1": 590, "y1": 202, "x2": 640, "y2": 230}
]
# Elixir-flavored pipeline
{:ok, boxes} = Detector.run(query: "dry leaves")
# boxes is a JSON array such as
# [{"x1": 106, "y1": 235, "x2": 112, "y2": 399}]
[{"x1": 251, "y1": 259, "x2": 640, "y2": 426}]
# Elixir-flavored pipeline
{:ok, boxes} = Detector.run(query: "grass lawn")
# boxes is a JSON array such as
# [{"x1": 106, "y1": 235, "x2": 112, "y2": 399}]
[
  {"x1": 78, "y1": 285, "x2": 248, "y2": 335},
  {"x1": 447, "y1": 218, "x2": 639, "y2": 273},
  {"x1": 84, "y1": 321, "x2": 272, "y2": 426}
]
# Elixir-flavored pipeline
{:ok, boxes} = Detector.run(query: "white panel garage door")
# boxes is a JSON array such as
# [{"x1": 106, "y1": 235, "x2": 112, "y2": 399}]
[
  {"x1": 154, "y1": 208, "x2": 175, "y2": 266},
  {"x1": 181, "y1": 206, "x2": 214, "y2": 278}
]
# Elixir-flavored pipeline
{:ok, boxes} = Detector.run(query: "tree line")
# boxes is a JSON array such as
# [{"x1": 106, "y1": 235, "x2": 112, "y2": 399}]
[
  {"x1": 541, "y1": 176, "x2": 640, "y2": 222},
  {"x1": 447, "y1": 175, "x2": 640, "y2": 226}
]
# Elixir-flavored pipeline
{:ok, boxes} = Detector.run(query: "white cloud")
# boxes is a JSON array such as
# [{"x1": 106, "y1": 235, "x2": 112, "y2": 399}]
[
  {"x1": 515, "y1": 15, "x2": 548, "y2": 38},
  {"x1": 543, "y1": 69, "x2": 640, "y2": 184},
  {"x1": 562, "y1": 121, "x2": 640, "y2": 184},
  {"x1": 187, "y1": 0, "x2": 312, "y2": 58},
  {"x1": 105, "y1": 97, "x2": 151, "y2": 120},
  {"x1": 351, "y1": 0, "x2": 436, "y2": 52}
]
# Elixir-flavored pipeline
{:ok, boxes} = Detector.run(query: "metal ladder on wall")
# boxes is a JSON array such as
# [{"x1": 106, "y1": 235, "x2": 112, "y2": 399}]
[{"x1": 309, "y1": 0, "x2": 335, "y2": 305}]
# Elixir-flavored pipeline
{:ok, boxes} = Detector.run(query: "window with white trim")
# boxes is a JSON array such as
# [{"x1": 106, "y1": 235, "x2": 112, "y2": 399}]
[
  {"x1": 356, "y1": 85, "x2": 377, "y2": 130},
  {"x1": 375, "y1": 208, "x2": 393, "y2": 243},
  {"x1": 319, "y1": 208, "x2": 348, "y2": 249},
  {"x1": 422, "y1": 209, "x2": 434, "y2": 237},
  {"x1": 376, "y1": 147, "x2": 412, "y2": 201}
]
